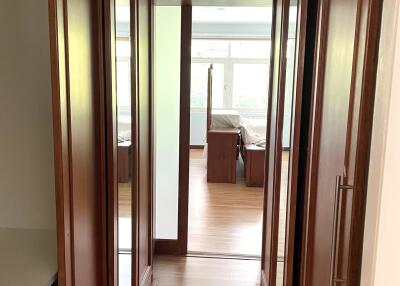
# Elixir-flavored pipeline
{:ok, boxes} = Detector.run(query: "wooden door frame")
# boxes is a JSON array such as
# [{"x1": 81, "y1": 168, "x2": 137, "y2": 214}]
[
  {"x1": 297, "y1": 0, "x2": 383, "y2": 285},
  {"x1": 261, "y1": 0, "x2": 319, "y2": 285},
  {"x1": 49, "y1": 0, "x2": 112, "y2": 284},
  {"x1": 102, "y1": 1, "x2": 118, "y2": 286}
]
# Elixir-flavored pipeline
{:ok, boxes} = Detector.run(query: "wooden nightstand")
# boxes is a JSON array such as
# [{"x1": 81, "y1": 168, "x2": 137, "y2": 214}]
[
  {"x1": 243, "y1": 144, "x2": 265, "y2": 187},
  {"x1": 207, "y1": 128, "x2": 240, "y2": 183},
  {"x1": 118, "y1": 140, "x2": 132, "y2": 183}
]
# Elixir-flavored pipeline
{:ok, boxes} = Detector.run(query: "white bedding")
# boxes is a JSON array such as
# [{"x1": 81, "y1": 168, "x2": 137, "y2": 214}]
[
  {"x1": 211, "y1": 110, "x2": 241, "y2": 129},
  {"x1": 118, "y1": 115, "x2": 131, "y2": 141},
  {"x1": 210, "y1": 110, "x2": 267, "y2": 146},
  {"x1": 240, "y1": 118, "x2": 267, "y2": 146},
  {"x1": 118, "y1": 110, "x2": 267, "y2": 146}
]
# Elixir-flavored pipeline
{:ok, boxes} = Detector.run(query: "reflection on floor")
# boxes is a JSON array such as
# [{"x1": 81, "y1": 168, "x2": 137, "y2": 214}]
[
  {"x1": 119, "y1": 253, "x2": 131, "y2": 286},
  {"x1": 188, "y1": 149, "x2": 290, "y2": 257},
  {"x1": 118, "y1": 182, "x2": 132, "y2": 250},
  {"x1": 118, "y1": 254, "x2": 284, "y2": 286}
]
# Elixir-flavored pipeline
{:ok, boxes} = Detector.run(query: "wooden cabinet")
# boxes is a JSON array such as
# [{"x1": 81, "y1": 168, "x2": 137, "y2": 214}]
[
  {"x1": 118, "y1": 141, "x2": 132, "y2": 183},
  {"x1": 207, "y1": 128, "x2": 240, "y2": 183}
]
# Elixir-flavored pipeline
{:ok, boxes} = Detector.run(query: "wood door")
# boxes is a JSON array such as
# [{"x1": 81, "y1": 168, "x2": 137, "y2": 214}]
[
  {"x1": 131, "y1": 0, "x2": 154, "y2": 285},
  {"x1": 48, "y1": 0, "x2": 108, "y2": 285},
  {"x1": 300, "y1": 0, "x2": 383, "y2": 285},
  {"x1": 262, "y1": 0, "x2": 290, "y2": 284}
]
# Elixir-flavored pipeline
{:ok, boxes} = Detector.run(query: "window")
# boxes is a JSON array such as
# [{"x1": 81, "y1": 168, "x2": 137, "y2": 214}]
[
  {"x1": 232, "y1": 64, "x2": 268, "y2": 109},
  {"x1": 230, "y1": 40, "x2": 270, "y2": 59},
  {"x1": 191, "y1": 63, "x2": 224, "y2": 108},
  {"x1": 116, "y1": 38, "x2": 131, "y2": 111},
  {"x1": 191, "y1": 39, "x2": 270, "y2": 113},
  {"x1": 192, "y1": 40, "x2": 229, "y2": 58}
]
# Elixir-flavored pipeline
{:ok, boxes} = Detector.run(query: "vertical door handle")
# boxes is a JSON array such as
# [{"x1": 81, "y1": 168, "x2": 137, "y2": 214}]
[{"x1": 330, "y1": 176, "x2": 353, "y2": 285}]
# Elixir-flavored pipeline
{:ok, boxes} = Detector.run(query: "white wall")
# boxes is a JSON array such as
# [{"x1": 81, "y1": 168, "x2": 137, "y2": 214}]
[
  {"x1": 0, "y1": 0, "x2": 56, "y2": 230},
  {"x1": 154, "y1": 6, "x2": 181, "y2": 239},
  {"x1": 361, "y1": 1, "x2": 400, "y2": 285}
]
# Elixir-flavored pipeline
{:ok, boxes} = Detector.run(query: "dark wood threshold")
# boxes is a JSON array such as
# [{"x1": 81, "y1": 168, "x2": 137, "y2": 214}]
[
  {"x1": 190, "y1": 145, "x2": 204, "y2": 149},
  {"x1": 186, "y1": 251, "x2": 261, "y2": 261},
  {"x1": 154, "y1": 239, "x2": 182, "y2": 255}
]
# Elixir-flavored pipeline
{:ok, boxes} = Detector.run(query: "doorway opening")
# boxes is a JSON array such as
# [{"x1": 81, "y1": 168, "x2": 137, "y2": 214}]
[
  {"x1": 187, "y1": 6, "x2": 272, "y2": 257},
  {"x1": 152, "y1": 3, "x2": 300, "y2": 286},
  {"x1": 186, "y1": 5, "x2": 298, "y2": 265},
  {"x1": 115, "y1": 0, "x2": 133, "y2": 284}
]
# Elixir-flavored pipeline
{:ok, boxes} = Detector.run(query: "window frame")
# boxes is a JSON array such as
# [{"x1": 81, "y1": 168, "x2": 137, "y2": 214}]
[{"x1": 190, "y1": 37, "x2": 272, "y2": 115}]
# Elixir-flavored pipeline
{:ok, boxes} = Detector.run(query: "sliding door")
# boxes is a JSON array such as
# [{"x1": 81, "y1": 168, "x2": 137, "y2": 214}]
[
  {"x1": 260, "y1": 0, "x2": 312, "y2": 285},
  {"x1": 299, "y1": 0, "x2": 382, "y2": 285},
  {"x1": 131, "y1": 0, "x2": 154, "y2": 284},
  {"x1": 48, "y1": 0, "x2": 107, "y2": 285},
  {"x1": 261, "y1": 0, "x2": 291, "y2": 284}
]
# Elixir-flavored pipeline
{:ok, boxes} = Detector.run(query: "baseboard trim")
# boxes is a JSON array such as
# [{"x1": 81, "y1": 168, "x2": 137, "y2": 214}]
[
  {"x1": 154, "y1": 239, "x2": 183, "y2": 255},
  {"x1": 190, "y1": 145, "x2": 204, "y2": 149}
]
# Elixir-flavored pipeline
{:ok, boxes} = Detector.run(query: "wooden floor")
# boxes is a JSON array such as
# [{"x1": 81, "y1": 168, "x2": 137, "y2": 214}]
[
  {"x1": 188, "y1": 148, "x2": 263, "y2": 255},
  {"x1": 118, "y1": 149, "x2": 288, "y2": 285},
  {"x1": 188, "y1": 149, "x2": 288, "y2": 257},
  {"x1": 153, "y1": 255, "x2": 262, "y2": 286},
  {"x1": 118, "y1": 254, "x2": 284, "y2": 286}
]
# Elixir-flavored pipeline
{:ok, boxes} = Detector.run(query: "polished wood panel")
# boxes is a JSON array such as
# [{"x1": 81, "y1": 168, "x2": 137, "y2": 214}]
[
  {"x1": 48, "y1": 0, "x2": 107, "y2": 284},
  {"x1": 131, "y1": 0, "x2": 153, "y2": 284},
  {"x1": 67, "y1": 0, "x2": 106, "y2": 283},
  {"x1": 103, "y1": 0, "x2": 118, "y2": 284},
  {"x1": 48, "y1": 0, "x2": 73, "y2": 284},
  {"x1": 177, "y1": 5, "x2": 193, "y2": 255},
  {"x1": 207, "y1": 129, "x2": 240, "y2": 183},
  {"x1": 299, "y1": 0, "x2": 383, "y2": 284}
]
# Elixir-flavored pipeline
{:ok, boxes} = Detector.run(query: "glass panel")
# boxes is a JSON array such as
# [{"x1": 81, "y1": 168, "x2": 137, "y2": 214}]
[
  {"x1": 154, "y1": 6, "x2": 182, "y2": 239},
  {"x1": 232, "y1": 63, "x2": 269, "y2": 109},
  {"x1": 116, "y1": 2, "x2": 132, "y2": 285},
  {"x1": 192, "y1": 39, "x2": 230, "y2": 58},
  {"x1": 116, "y1": 59, "x2": 131, "y2": 110},
  {"x1": 191, "y1": 63, "x2": 224, "y2": 109},
  {"x1": 230, "y1": 40, "x2": 271, "y2": 59},
  {"x1": 116, "y1": 40, "x2": 131, "y2": 58}
]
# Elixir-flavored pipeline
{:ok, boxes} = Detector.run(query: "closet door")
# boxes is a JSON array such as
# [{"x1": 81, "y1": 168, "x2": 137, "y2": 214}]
[
  {"x1": 301, "y1": 0, "x2": 382, "y2": 285},
  {"x1": 131, "y1": 0, "x2": 154, "y2": 285},
  {"x1": 261, "y1": 0, "x2": 291, "y2": 284},
  {"x1": 49, "y1": 0, "x2": 107, "y2": 285}
]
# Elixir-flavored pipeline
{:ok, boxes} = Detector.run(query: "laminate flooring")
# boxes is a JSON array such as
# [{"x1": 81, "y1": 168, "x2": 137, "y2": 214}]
[
  {"x1": 119, "y1": 254, "x2": 284, "y2": 286},
  {"x1": 188, "y1": 149, "x2": 288, "y2": 257},
  {"x1": 117, "y1": 149, "x2": 289, "y2": 256}
]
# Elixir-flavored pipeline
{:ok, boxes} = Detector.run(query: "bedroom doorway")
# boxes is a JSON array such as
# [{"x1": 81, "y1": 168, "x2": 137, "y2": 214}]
[{"x1": 186, "y1": 6, "x2": 288, "y2": 258}]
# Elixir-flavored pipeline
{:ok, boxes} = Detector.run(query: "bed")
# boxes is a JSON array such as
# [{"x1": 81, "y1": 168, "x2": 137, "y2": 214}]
[{"x1": 207, "y1": 109, "x2": 267, "y2": 186}]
